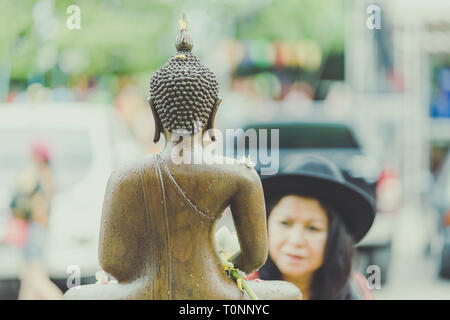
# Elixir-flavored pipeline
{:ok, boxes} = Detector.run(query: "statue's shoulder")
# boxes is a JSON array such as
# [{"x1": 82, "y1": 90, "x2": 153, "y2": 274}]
[
  {"x1": 211, "y1": 154, "x2": 262, "y2": 188},
  {"x1": 106, "y1": 155, "x2": 156, "y2": 193},
  {"x1": 234, "y1": 166, "x2": 263, "y2": 193}
]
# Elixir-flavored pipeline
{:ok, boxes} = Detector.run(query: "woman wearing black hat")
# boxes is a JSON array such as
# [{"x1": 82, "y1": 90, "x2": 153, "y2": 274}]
[{"x1": 247, "y1": 155, "x2": 376, "y2": 300}]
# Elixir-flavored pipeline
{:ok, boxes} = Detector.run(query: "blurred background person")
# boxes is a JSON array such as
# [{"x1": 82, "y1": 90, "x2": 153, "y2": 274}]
[
  {"x1": 8, "y1": 141, "x2": 62, "y2": 299},
  {"x1": 247, "y1": 156, "x2": 376, "y2": 299}
]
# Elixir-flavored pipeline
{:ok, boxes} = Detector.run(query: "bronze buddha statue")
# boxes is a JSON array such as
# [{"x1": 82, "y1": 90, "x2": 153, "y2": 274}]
[{"x1": 64, "y1": 15, "x2": 301, "y2": 300}]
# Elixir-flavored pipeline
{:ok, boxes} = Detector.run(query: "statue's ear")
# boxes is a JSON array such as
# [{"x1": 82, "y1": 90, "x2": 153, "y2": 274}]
[
  {"x1": 148, "y1": 96, "x2": 163, "y2": 143},
  {"x1": 206, "y1": 98, "x2": 221, "y2": 142}
]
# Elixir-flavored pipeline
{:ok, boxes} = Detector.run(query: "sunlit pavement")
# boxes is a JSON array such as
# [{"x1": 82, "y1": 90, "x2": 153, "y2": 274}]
[{"x1": 372, "y1": 202, "x2": 450, "y2": 300}]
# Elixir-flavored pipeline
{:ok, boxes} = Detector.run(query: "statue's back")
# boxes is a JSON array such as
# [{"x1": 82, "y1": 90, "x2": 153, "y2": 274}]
[
  {"x1": 64, "y1": 152, "x2": 301, "y2": 300},
  {"x1": 135, "y1": 153, "x2": 245, "y2": 299}
]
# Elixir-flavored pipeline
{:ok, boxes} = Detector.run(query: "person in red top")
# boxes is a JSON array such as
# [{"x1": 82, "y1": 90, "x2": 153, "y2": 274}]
[
  {"x1": 247, "y1": 155, "x2": 375, "y2": 300},
  {"x1": 9, "y1": 141, "x2": 63, "y2": 300}
]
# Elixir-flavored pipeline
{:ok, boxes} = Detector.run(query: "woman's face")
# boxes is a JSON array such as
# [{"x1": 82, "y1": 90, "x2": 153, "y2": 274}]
[{"x1": 268, "y1": 195, "x2": 329, "y2": 279}]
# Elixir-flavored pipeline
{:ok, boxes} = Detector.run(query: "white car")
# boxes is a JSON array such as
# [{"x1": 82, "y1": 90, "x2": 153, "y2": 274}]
[{"x1": 0, "y1": 104, "x2": 142, "y2": 296}]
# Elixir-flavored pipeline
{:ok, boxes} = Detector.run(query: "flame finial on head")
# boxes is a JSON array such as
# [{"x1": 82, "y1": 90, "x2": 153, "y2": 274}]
[
  {"x1": 178, "y1": 12, "x2": 187, "y2": 31},
  {"x1": 150, "y1": 12, "x2": 219, "y2": 136},
  {"x1": 175, "y1": 12, "x2": 193, "y2": 52}
]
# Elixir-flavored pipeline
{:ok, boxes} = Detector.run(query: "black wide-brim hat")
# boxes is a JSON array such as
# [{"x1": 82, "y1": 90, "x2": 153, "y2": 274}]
[{"x1": 261, "y1": 155, "x2": 376, "y2": 243}]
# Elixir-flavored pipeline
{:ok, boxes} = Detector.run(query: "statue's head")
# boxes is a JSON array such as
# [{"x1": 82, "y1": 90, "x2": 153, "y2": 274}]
[{"x1": 149, "y1": 14, "x2": 221, "y2": 143}]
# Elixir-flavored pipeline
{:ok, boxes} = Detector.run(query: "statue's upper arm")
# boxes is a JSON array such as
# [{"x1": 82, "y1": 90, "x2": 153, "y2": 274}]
[
  {"x1": 98, "y1": 165, "x2": 150, "y2": 282},
  {"x1": 230, "y1": 169, "x2": 268, "y2": 273}
]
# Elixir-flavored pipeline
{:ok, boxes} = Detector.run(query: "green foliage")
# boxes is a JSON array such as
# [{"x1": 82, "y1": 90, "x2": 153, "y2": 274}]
[
  {"x1": 0, "y1": 0, "x2": 345, "y2": 81},
  {"x1": 1, "y1": 0, "x2": 174, "y2": 79},
  {"x1": 234, "y1": 0, "x2": 345, "y2": 53}
]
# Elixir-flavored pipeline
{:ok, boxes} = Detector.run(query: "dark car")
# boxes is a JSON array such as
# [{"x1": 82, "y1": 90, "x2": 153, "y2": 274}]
[
  {"x1": 430, "y1": 151, "x2": 450, "y2": 278},
  {"x1": 227, "y1": 121, "x2": 402, "y2": 283}
]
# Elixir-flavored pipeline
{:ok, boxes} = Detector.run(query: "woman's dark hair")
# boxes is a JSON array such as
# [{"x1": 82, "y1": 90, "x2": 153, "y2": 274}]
[{"x1": 259, "y1": 194, "x2": 355, "y2": 300}]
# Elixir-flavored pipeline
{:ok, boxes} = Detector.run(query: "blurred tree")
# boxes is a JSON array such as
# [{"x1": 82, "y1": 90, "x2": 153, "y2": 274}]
[
  {"x1": 234, "y1": 0, "x2": 345, "y2": 54},
  {"x1": 0, "y1": 0, "x2": 345, "y2": 86},
  {"x1": 1, "y1": 0, "x2": 174, "y2": 80}
]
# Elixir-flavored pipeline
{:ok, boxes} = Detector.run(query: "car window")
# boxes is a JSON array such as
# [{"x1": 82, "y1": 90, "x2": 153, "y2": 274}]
[
  {"x1": 239, "y1": 123, "x2": 360, "y2": 149},
  {"x1": 0, "y1": 128, "x2": 93, "y2": 193}
]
